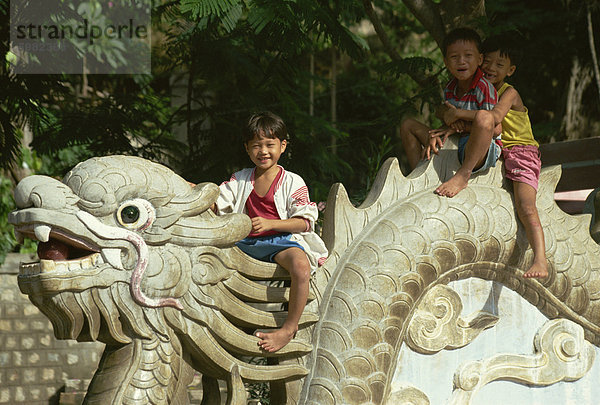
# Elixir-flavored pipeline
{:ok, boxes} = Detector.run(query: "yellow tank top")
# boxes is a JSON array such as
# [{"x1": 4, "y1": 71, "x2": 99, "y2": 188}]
[{"x1": 498, "y1": 83, "x2": 539, "y2": 149}]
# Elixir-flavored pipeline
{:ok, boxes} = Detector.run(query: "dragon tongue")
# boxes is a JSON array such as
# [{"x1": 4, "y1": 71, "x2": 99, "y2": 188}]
[{"x1": 37, "y1": 239, "x2": 70, "y2": 261}]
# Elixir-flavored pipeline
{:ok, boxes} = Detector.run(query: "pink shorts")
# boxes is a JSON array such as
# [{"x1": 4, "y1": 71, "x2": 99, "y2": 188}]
[{"x1": 501, "y1": 145, "x2": 541, "y2": 190}]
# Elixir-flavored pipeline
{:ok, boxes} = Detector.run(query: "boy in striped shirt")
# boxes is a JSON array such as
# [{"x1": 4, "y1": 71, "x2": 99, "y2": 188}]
[
  {"x1": 400, "y1": 27, "x2": 501, "y2": 197},
  {"x1": 214, "y1": 111, "x2": 328, "y2": 352}
]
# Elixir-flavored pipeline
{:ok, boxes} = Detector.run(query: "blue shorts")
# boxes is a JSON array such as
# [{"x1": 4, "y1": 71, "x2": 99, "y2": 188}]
[
  {"x1": 458, "y1": 135, "x2": 501, "y2": 174},
  {"x1": 236, "y1": 233, "x2": 305, "y2": 263}
]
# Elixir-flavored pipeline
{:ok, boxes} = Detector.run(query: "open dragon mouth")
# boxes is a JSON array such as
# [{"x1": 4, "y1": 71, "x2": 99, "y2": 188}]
[
  {"x1": 17, "y1": 225, "x2": 101, "y2": 276},
  {"x1": 38, "y1": 238, "x2": 93, "y2": 261}
]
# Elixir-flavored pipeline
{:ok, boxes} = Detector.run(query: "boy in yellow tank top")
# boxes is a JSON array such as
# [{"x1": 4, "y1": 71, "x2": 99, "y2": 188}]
[{"x1": 434, "y1": 35, "x2": 547, "y2": 278}]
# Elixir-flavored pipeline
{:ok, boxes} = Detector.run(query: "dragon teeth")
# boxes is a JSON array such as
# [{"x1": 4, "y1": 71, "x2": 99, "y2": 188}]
[
  {"x1": 21, "y1": 253, "x2": 101, "y2": 276},
  {"x1": 40, "y1": 259, "x2": 57, "y2": 273},
  {"x1": 102, "y1": 248, "x2": 124, "y2": 270},
  {"x1": 81, "y1": 256, "x2": 93, "y2": 268},
  {"x1": 68, "y1": 261, "x2": 81, "y2": 271},
  {"x1": 34, "y1": 225, "x2": 51, "y2": 242},
  {"x1": 20, "y1": 262, "x2": 39, "y2": 275}
]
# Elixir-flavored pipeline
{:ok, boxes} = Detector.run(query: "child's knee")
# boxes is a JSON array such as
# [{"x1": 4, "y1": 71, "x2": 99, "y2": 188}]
[
  {"x1": 400, "y1": 118, "x2": 418, "y2": 136},
  {"x1": 291, "y1": 255, "x2": 311, "y2": 281},
  {"x1": 474, "y1": 110, "x2": 494, "y2": 129}
]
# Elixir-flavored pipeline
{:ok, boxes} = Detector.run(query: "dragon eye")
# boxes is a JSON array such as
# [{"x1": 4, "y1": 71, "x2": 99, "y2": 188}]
[
  {"x1": 116, "y1": 199, "x2": 154, "y2": 230},
  {"x1": 120, "y1": 206, "x2": 140, "y2": 223}
]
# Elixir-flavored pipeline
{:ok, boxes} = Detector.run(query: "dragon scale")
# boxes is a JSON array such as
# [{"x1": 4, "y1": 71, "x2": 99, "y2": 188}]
[{"x1": 301, "y1": 161, "x2": 600, "y2": 404}]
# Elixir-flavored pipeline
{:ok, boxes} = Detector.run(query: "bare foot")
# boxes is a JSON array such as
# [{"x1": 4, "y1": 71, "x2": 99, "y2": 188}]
[
  {"x1": 256, "y1": 327, "x2": 296, "y2": 352},
  {"x1": 435, "y1": 170, "x2": 470, "y2": 198},
  {"x1": 523, "y1": 262, "x2": 548, "y2": 278}
]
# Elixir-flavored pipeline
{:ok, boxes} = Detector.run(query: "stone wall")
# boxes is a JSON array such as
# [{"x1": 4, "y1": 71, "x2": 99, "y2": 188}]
[
  {"x1": 0, "y1": 253, "x2": 104, "y2": 405},
  {"x1": 0, "y1": 254, "x2": 231, "y2": 405}
]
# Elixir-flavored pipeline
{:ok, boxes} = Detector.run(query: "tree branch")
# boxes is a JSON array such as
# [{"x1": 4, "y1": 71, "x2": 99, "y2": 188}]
[
  {"x1": 361, "y1": 0, "x2": 435, "y2": 88},
  {"x1": 401, "y1": 0, "x2": 445, "y2": 47},
  {"x1": 587, "y1": 3, "x2": 600, "y2": 102},
  {"x1": 361, "y1": 0, "x2": 401, "y2": 61},
  {"x1": 439, "y1": 0, "x2": 486, "y2": 33}
]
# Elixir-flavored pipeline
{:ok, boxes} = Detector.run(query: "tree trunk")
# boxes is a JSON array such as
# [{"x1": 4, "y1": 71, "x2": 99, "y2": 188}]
[
  {"x1": 186, "y1": 54, "x2": 196, "y2": 153},
  {"x1": 438, "y1": 0, "x2": 486, "y2": 37},
  {"x1": 562, "y1": 57, "x2": 593, "y2": 140},
  {"x1": 330, "y1": 47, "x2": 337, "y2": 155},
  {"x1": 401, "y1": 0, "x2": 486, "y2": 47},
  {"x1": 309, "y1": 52, "x2": 315, "y2": 118},
  {"x1": 587, "y1": 3, "x2": 600, "y2": 102}
]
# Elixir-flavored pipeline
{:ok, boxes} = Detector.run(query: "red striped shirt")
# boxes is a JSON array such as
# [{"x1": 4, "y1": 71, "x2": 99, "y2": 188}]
[{"x1": 444, "y1": 67, "x2": 497, "y2": 112}]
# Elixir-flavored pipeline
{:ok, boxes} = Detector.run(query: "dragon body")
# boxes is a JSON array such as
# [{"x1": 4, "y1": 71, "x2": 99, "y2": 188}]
[{"x1": 9, "y1": 144, "x2": 600, "y2": 404}]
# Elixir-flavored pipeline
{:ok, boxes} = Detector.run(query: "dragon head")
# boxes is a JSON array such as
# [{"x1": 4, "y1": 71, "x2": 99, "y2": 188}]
[
  {"x1": 9, "y1": 155, "x2": 315, "y2": 388},
  {"x1": 9, "y1": 155, "x2": 250, "y2": 343}
]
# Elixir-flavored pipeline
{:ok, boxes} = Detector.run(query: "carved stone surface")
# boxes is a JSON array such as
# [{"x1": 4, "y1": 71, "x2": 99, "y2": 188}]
[
  {"x1": 390, "y1": 278, "x2": 600, "y2": 404},
  {"x1": 449, "y1": 318, "x2": 595, "y2": 405},
  {"x1": 406, "y1": 284, "x2": 498, "y2": 354},
  {"x1": 385, "y1": 385, "x2": 430, "y2": 405},
  {"x1": 8, "y1": 138, "x2": 600, "y2": 404}
]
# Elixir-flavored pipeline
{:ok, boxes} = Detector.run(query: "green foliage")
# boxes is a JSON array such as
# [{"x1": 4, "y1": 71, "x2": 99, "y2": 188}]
[
  {"x1": 1, "y1": 0, "x2": 598, "y2": 230},
  {"x1": 39, "y1": 145, "x2": 91, "y2": 178},
  {"x1": 0, "y1": 147, "x2": 40, "y2": 265},
  {"x1": 180, "y1": 0, "x2": 242, "y2": 32},
  {"x1": 363, "y1": 135, "x2": 393, "y2": 193},
  {"x1": 383, "y1": 56, "x2": 435, "y2": 79},
  {"x1": 31, "y1": 85, "x2": 185, "y2": 171},
  {"x1": 150, "y1": 0, "x2": 380, "y2": 201},
  {"x1": 0, "y1": 175, "x2": 17, "y2": 265},
  {"x1": 482, "y1": 0, "x2": 600, "y2": 142}
]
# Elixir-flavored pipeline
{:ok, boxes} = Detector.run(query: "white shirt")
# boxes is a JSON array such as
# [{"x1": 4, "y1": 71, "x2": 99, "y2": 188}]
[{"x1": 216, "y1": 166, "x2": 328, "y2": 271}]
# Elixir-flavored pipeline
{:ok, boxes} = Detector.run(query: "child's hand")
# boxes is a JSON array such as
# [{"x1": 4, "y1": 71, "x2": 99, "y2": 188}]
[
  {"x1": 421, "y1": 135, "x2": 445, "y2": 160},
  {"x1": 251, "y1": 217, "x2": 274, "y2": 234},
  {"x1": 450, "y1": 119, "x2": 467, "y2": 133},
  {"x1": 442, "y1": 101, "x2": 459, "y2": 125},
  {"x1": 429, "y1": 126, "x2": 455, "y2": 140}
]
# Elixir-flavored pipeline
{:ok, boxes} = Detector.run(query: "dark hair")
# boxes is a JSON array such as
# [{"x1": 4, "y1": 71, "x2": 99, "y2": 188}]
[
  {"x1": 442, "y1": 27, "x2": 482, "y2": 57},
  {"x1": 243, "y1": 111, "x2": 287, "y2": 143},
  {"x1": 481, "y1": 34, "x2": 520, "y2": 66}
]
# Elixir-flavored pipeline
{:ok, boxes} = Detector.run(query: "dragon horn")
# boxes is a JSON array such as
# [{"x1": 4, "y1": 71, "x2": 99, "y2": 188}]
[
  {"x1": 169, "y1": 182, "x2": 221, "y2": 217},
  {"x1": 170, "y1": 213, "x2": 251, "y2": 247}
]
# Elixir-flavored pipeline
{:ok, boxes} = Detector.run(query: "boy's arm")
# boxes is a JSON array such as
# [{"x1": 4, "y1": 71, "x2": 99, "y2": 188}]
[
  {"x1": 439, "y1": 100, "x2": 504, "y2": 135},
  {"x1": 490, "y1": 87, "x2": 519, "y2": 125},
  {"x1": 286, "y1": 176, "x2": 318, "y2": 232},
  {"x1": 438, "y1": 102, "x2": 477, "y2": 126},
  {"x1": 251, "y1": 174, "x2": 318, "y2": 234},
  {"x1": 214, "y1": 175, "x2": 238, "y2": 215},
  {"x1": 447, "y1": 115, "x2": 501, "y2": 136},
  {"x1": 250, "y1": 217, "x2": 308, "y2": 234}
]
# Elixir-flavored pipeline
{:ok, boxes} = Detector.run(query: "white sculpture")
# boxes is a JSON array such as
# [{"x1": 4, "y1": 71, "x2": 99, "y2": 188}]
[{"x1": 9, "y1": 139, "x2": 600, "y2": 404}]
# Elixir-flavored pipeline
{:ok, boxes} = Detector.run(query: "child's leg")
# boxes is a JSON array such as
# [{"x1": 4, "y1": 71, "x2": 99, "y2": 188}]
[
  {"x1": 514, "y1": 182, "x2": 548, "y2": 278},
  {"x1": 435, "y1": 110, "x2": 495, "y2": 197},
  {"x1": 255, "y1": 247, "x2": 311, "y2": 352},
  {"x1": 400, "y1": 118, "x2": 432, "y2": 170}
]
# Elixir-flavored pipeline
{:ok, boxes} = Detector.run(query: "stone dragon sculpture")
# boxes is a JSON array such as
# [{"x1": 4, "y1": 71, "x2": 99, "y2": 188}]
[{"x1": 8, "y1": 140, "x2": 600, "y2": 404}]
